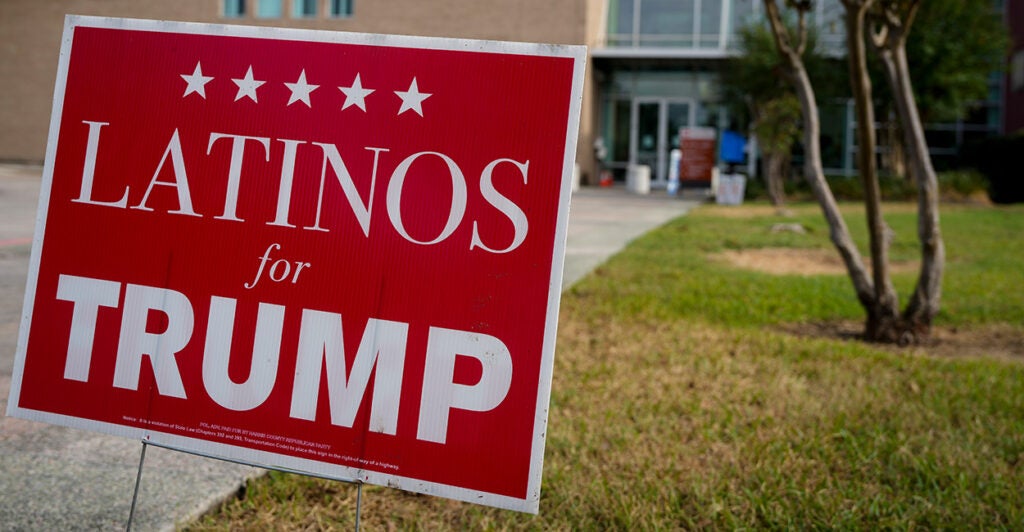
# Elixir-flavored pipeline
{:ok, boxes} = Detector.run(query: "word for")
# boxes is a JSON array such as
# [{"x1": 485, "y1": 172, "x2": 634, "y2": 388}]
[{"x1": 244, "y1": 243, "x2": 310, "y2": 289}]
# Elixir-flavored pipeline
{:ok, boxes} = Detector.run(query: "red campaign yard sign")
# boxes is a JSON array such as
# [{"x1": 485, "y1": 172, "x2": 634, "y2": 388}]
[{"x1": 6, "y1": 16, "x2": 585, "y2": 512}]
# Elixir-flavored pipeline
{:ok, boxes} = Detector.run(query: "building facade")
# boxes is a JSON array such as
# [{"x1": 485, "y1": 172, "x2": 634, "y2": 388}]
[
  {"x1": 592, "y1": 0, "x2": 850, "y2": 185},
  {"x1": 0, "y1": 0, "x2": 1015, "y2": 184},
  {"x1": 0, "y1": 0, "x2": 604, "y2": 178}
]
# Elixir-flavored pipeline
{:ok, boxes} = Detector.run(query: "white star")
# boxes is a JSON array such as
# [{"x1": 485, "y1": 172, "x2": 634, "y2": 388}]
[
  {"x1": 284, "y1": 70, "x2": 319, "y2": 107},
  {"x1": 180, "y1": 61, "x2": 213, "y2": 99},
  {"x1": 338, "y1": 74, "x2": 374, "y2": 112},
  {"x1": 232, "y1": 66, "x2": 265, "y2": 103},
  {"x1": 395, "y1": 78, "x2": 432, "y2": 117}
]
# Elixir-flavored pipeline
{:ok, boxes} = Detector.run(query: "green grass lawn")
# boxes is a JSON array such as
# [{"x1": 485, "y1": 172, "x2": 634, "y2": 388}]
[{"x1": 187, "y1": 202, "x2": 1024, "y2": 530}]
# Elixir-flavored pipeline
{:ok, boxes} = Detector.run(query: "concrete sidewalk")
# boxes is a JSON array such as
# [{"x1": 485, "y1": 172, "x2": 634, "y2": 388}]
[
  {"x1": 0, "y1": 164, "x2": 695, "y2": 530},
  {"x1": 561, "y1": 187, "x2": 698, "y2": 289}
]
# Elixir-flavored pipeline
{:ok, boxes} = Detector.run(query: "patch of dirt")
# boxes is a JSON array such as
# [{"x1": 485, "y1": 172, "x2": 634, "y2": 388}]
[
  {"x1": 712, "y1": 247, "x2": 919, "y2": 276},
  {"x1": 698, "y1": 204, "x2": 793, "y2": 218},
  {"x1": 781, "y1": 321, "x2": 1024, "y2": 362},
  {"x1": 697, "y1": 202, "x2": 922, "y2": 219}
]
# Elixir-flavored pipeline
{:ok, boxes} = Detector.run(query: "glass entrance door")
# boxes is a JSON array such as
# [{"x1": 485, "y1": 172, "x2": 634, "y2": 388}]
[
  {"x1": 630, "y1": 98, "x2": 694, "y2": 186},
  {"x1": 634, "y1": 101, "x2": 660, "y2": 183}
]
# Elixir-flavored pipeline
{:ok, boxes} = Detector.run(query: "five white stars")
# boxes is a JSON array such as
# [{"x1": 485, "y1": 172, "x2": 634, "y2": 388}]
[
  {"x1": 180, "y1": 62, "x2": 213, "y2": 99},
  {"x1": 232, "y1": 66, "x2": 265, "y2": 103},
  {"x1": 181, "y1": 63, "x2": 431, "y2": 116},
  {"x1": 395, "y1": 78, "x2": 432, "y2": 117},
  {"x1": 339, "y1": 73, "x2": 374, "y2": 112},
  {"x1": 284, "y1": 69, "x2": 319, "y2": 107}
]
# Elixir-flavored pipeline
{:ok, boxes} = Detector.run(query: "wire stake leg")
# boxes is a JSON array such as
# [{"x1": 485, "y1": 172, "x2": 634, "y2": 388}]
[
  {"x1": 355, "y1": 482, "x2": 363, "y2": 532},
  {"x1": 126, "y1": 440, "x2": 148, "y2": 532}
]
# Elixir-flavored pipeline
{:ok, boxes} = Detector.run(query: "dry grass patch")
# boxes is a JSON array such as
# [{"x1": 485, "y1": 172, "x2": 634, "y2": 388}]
[
  {"x1": 695, "y1": 204, "x2": 793, "y2": 218},
  {"x1": 696, "y1": 202, "x2": 921, "y2": 219},
  {"x1": 783, "y1": 321, "x2": 1024, "y2": 363},
  {"x1": 711, "y1": 247, "x2": 919, "y2": 276},
  {"x1": 189, "y1": 306, "x2": 1024, "y2": 530}
]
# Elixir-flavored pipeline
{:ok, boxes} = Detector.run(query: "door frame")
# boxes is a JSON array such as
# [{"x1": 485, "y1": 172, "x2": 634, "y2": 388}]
[{"x1": 629, "y1": 97, "x2": 696, "y2": 186}]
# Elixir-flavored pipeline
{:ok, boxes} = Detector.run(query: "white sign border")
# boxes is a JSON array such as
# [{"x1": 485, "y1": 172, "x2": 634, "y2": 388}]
[{"x1": 5, "y1": 15, "x2": 587, "y2": 514}]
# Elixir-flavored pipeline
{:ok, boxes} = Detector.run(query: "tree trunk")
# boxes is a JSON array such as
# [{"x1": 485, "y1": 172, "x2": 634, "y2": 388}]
[
  {"x1": 884, "y1": 113, "x2": 908, "y2": 180},
  {"x1": 844, "y1": 1, "x2": 900, "y2": 342},
  {"x1": 764, "y1": 152, "x2": 787, "y2": 208},
  {"x1": 875, "y1": 17, "x2": 945, "y2": 343},
  {"x1": 763, "y1": 0, "x2": 875, "y2": 311}
]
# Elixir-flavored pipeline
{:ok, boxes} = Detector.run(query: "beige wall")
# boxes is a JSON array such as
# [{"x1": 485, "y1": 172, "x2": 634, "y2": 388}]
[
  {"x1": 580, "y1": 0, "x2": 607, "y2": 184},
  {"x1": 0, "y1": 0, "x2": 601, "y2": 179}
]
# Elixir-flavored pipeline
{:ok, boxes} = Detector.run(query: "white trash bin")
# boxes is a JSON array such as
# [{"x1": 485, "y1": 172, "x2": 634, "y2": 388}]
[
  {"x1": 716, "y1": 174, "x2": 746, "y2": 205},
  {"x1": 627, "y1": 164, "x2": 651, "y2": 195}
]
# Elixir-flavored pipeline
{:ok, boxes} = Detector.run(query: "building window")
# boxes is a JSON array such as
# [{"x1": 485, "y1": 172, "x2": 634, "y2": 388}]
[
  {"x1": 329, "y1": 0, "x2": 353, "y2": 18},
  {"x1": 293, "y1": 0, "x2": 318, "y2": 18},
  {"x1": 223, "y1": 0, "x2": 246, "y2": 18},
  {"x1": 606, "y1": 0, "x2": 719, "y2": 48},
  {"x1": 605, "y1": 0, "x2": 844, "y2": 53},
  {"x1": 637, "y1": 0, "x2": 695, "y2": 48},
  {"x1": 257, "y1": 0, "x2": 283, "y2": 18}
]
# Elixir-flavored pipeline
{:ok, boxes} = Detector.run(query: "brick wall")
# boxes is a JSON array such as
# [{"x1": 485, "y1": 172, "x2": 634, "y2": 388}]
[{"x1": 0, "y1": 0, "x2": 598, "y2": 176}]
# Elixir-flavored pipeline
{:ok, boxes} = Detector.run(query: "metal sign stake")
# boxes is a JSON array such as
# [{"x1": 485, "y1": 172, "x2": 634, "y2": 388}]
[
  {"x1": 123, "y1": 438, "x2": 366, "y2": 530},
  {"x1": 126, "y1": 440, "x2": 148, "y2": 531},
  {"x1": 355, "y1": 482, "x2": 363, "y2": 532}
]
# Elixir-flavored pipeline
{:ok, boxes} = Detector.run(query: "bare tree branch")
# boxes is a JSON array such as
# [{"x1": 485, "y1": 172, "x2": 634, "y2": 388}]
[
  {"x1": 870, "y1": 21, "x2": 888, "y2": 48},
  {"x1": 868, "y1": 0, "x2": 944, "y2": 339},
  {"x1": 761, "y1": 0, "x2": 877, "y2": 313},
  {"x1": 764, "y1": 0, "x2": 796, "y2": 58}
]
